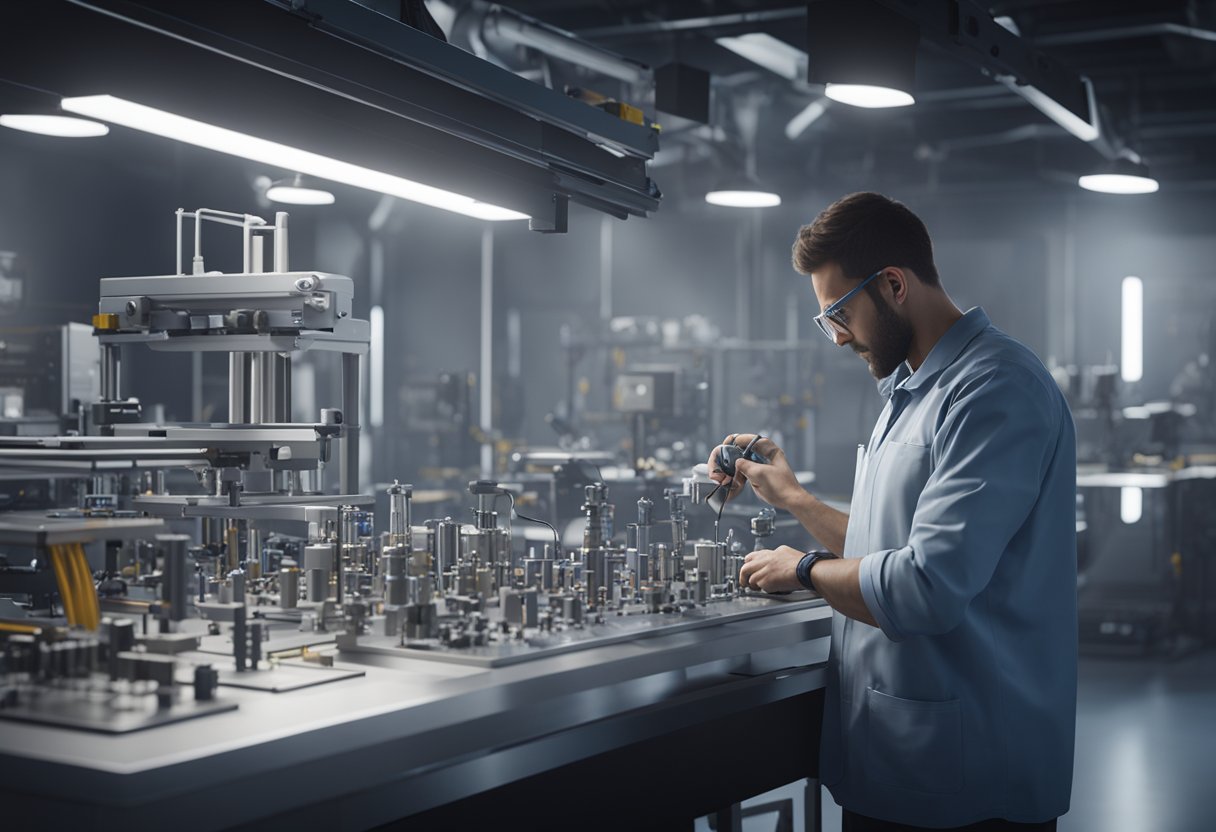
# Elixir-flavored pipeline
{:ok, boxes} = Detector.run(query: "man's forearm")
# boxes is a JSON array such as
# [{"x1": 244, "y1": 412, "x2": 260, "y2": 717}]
[
  {"x1": 809, "y1": 556, "x2": 879, "y2": 628},
  {"x1": 786, "y1": 490, "x2": 849, "y2": 555}
]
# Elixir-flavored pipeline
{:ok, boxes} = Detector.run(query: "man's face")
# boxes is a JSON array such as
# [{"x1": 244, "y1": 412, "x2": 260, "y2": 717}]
[{"x1": 811, "y1": 263, "x2": 913, "y2": 380}]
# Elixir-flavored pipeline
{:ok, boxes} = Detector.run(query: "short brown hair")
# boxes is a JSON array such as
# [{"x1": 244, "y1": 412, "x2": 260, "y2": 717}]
[{"x1": 792, "y1": 192, "x2": 940, "y2": 286}]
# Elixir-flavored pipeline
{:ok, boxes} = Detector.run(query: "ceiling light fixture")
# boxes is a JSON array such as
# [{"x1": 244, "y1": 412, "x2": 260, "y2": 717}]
[
  {"x1": 61, "y1": 95, "x2": 529, "y2": 221},
  {"x1": 824, "y1": 84, "x2": 914, "y2": 109},
  {"x1": 265, "y1": 174, "x2": 336, "y2": 206},
  {"x1": 0, "y1": 113, "x2": 108, "y2": 137},
  {"x1": 705, "y1": 189, "x2": 782, "y2": 208},
  {"x1": 806, "y1": 0, "x2": 918, "y2": 109},
  {"x1": 1079, "y1": 158, "x2": 1159, "y2": 195}
]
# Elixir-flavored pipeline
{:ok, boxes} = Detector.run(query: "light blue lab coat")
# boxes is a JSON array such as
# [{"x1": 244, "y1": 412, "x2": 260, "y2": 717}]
[{"x1": 821, "y1": 307, "x2": 1077, "y2": 826}]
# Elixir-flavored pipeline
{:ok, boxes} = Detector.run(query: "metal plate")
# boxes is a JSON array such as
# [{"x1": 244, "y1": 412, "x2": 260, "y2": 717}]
[
  {"x1": 0, "y1": 685, "x2": 236, "y2": 734},
  {"x1": 195, "y1": 661, "x2": 364, "y2": 693},
  {"x1": 344, "y1": 593, "x2": 827, "y2": 668},
  {"x1": 0, "y1": 512, "x2": 165, "y2": 546}
]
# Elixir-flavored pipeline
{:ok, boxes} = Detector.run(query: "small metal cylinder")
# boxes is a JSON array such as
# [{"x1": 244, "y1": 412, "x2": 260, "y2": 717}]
[
  {"x1": 229, "y1": 569, "x2": 246, "y2": 601},
  {"x1": 273, "y1": 211, "x2": 289, "y2": 272},
  {"x1": 435, "y1": 519, "x2": 460, "y2": 584},
  {"x1": 306, "y1": 568, "x2": 327, "y2": 603},
  {"x1": 228, "y1": 353, "x2": 249, "y2": 423},
  {"x1": 99, "y1": 343, "x2": 120, "y2": 401},
  {"x1": 279, "y1": 559, "x2": 299, "y2": 609},
  {"x1": 158, "y1": 534, "x2": 191, "y2": 622},
  {"x1": 387, "y1": 481, "x2": 413, "y2": 549},
  {"x1": 695, "y1": 542, "x2": 726, "y2": 587}
]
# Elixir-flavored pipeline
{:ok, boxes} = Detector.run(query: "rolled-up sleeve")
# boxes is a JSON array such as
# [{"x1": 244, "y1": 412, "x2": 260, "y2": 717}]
[{"x1": 858, "y1": 361, "x2": 1060, "y2": 641}]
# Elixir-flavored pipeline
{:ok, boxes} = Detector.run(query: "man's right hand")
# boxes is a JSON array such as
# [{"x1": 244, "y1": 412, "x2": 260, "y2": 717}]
[{"x1": 707, "y1": 434, "x2": 807, "y2": 512}]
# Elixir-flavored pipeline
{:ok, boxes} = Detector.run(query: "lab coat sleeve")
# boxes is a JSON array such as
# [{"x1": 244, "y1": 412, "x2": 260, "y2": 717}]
[{"x1": 858, "y1": 360, "x2": 1061, "y2": 641}]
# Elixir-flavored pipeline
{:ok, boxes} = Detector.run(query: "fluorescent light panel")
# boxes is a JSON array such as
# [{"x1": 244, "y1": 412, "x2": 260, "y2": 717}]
[
  {"x1": 0, "y1": 113, "x2": 108, "y2": 137},
  {"x1": 61, "y1": 95, "x2": 528, "y2": 221},
  {"x1": 705, "y1": 190, "x2": 781, "y2": 208},
  {"x1": 715, "y1": 33, "x2": 805, "y2": 82},
  {"x1": 1121, "y1": 276, "x2": 1143, "y2": 383}
]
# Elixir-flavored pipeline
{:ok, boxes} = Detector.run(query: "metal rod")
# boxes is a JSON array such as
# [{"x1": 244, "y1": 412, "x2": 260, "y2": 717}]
[
  {"x1": 99, "y1": 344, "x2": 120, "y2": 401},
  {"x1": 341, "y1": 352, "x2": 361, "y2": 496},
  {"x1": 479, "y1": 228, "x2": 493, "y2": 478},
  {"x1": 273, "y1": 211, "x2": 289, "y2": 273},
  {"x1": 229, "y1": 354, "x2": 248, "y2": 423}
]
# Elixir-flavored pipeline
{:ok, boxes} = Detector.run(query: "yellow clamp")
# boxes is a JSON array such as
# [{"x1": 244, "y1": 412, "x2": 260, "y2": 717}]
[{"x1": 92, "y1": 313, "x2": 119, "y2": 331}]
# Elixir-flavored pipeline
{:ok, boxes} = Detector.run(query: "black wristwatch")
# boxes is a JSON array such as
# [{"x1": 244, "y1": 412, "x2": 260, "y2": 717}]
[{"x1": 796, "y1": 549, "x2": 835, "y2": 592}]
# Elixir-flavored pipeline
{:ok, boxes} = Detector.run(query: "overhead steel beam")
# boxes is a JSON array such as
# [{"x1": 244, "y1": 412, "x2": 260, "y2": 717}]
[{"x1": 0, "y1": 0, "x2": 662, "y2": 229}]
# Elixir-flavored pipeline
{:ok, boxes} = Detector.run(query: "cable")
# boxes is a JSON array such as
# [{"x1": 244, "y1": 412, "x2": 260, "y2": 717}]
[
  {"x1": 48, "y1": 546, "x2": 77, "y2": 626},
  {"x1": 506, "y1": 491, "x2": 562, "y2": 557},
  {"x1": 68, "y1": 545, "x2": 92, "y2": 629},
  {"x1": 73, "y1": 544, "x2": 100, "y2": 629}
]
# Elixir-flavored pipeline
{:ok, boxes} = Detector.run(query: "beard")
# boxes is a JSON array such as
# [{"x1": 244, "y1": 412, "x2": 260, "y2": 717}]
[{"x1": 851, "y1": 290, "x2": 914, "y2": 379}]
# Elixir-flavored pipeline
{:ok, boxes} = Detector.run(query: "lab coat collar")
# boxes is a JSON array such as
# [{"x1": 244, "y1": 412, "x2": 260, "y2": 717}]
[{"x1": 877, "y1": 307, "x2": 991, "y2": 397}]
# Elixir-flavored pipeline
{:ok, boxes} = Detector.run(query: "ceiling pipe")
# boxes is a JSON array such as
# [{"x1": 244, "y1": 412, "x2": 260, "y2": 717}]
[
  {"x1": 1036, "y1": 22, "x2": 1216, "y2": 48},
  {"x1": 480, "y1": 4, "x2": 652, "y2": 85}
]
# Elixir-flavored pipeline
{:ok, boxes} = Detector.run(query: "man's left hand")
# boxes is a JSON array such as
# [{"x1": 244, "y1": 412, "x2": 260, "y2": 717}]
[{"x1": 739, "y1": 546, "x2": 804, "y2": 593}]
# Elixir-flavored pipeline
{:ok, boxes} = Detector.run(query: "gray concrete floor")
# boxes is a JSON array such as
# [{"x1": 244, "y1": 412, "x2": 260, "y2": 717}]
[{"x1": 697, "y1": 648, "x2": 1216, "y2": 831}]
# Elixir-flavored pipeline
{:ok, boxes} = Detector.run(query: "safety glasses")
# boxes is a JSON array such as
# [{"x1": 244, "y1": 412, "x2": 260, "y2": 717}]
[{"x1": 812, "y1": 269, "x2": 883, "y2": 343}]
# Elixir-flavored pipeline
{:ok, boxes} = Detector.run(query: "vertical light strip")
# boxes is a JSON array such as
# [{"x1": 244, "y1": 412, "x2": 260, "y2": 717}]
[
  {"x1": 369, "y1": 306, "x2": 384, "y2": 429},
  {"x1": 1121, "y1": 276, "x2": 1143, "y2": 383},
  {"x1": 1120, "y1": 486, "x2": 1142, "y2": 525},
  {"x1": 60, "y1": 95, "x2": 528, "y2": 222}
]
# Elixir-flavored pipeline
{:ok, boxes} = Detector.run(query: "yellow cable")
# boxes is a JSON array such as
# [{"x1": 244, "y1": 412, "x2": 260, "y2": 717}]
[
  {"x1": 71, "y1": 544, "x2": 100, "y2": 630},
  {"x1": 48, "y1": 546, "x2": 77, "y2": 626},
  {"x1": 83, "y1": 544, "x2": 101, "y2": 629}
]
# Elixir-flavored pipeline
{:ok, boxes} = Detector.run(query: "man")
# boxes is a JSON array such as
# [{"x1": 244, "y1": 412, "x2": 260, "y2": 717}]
[{"x1": 709, "y1": 192, "x2": 1076, "y2": 831}]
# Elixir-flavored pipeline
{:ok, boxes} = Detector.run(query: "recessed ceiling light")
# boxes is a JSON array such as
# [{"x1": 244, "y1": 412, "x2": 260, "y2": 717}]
[
  {"x1": 705, "y1": 190, "x2": 782, "y2": 208},
  {"x1": 265, "y1": 175, "x2": 336, "y2": 205}
]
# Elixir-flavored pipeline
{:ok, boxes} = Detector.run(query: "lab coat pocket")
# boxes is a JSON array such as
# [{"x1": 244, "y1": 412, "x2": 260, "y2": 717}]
[{"x1": 865, "y1": 687, "x2": 963, "y2": 794}]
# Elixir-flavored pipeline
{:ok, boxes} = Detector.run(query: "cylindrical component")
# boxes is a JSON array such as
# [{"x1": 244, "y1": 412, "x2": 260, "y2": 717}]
[
  {"x1": 382, "y1": 546, "x2": 410, "y2": 607},
  {"x1": 274, "y1": 353, "x2": 292, "y2": 422},
  {"x1": 158, "y1": 534, "x2": 191, "y2": 622},
  {"x1": 582, "y1": 547, "x2": 606, "y2": 605},
  {"x1": 245, "y1": 528, "x2": 263, "y2": 579},
  {"x1": 643, "y1": 585, "x2": 663, "y2": 613},
  {"x1": 306, "y1": 568, "x2": 327, "y2": 603},
  {"x1": 636, "y1": 496, "x2": 653, "y2": 555},
  {"x1": 228, "y1": 353, "x2": 249, "y2": 423},
  {"x1": 582, "y1": 483, "x2": 614, "y2": 550},
  {"x1": 435, "y1": 518, "x2": 460, "y2": 584},
  {"x1": 273, "y1": 211, "x2": 289, "y2": 272},
  {"x1": 99, "y1": 343, "x2": 120, "y2": 401},
  {"x1": 655, "y1": 543, "x2": 675, "y2": 582},
  {"x1": 340, "y1": 352, "x2": 361, "y2": 496},
  {"x1": 228, "y1": 569, "x2": 246, "y2": 601},
  {"x1": 695, "y1": 570, "x2": 709, "y2": 603},
  {"x1": 279, "y1": 558, "x2": 299, "y2": 609},
  {"x1": 695, "y1": 542, "x2": 725, "y2": 587},
  {"x1": 249, "y1": 352, "x2": 277, "y2": 424},
  {"x1": 387, "y1": 481, "x2": 414, "y2": 549},
  {"x1": 476, "y1": 567, "x2": 494, "y2": 598}
]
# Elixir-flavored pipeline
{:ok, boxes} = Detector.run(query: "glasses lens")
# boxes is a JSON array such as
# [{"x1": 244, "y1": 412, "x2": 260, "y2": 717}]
[{"x1": 814, "y1": 314, "x2": 846, "y2": 343}]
